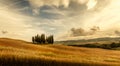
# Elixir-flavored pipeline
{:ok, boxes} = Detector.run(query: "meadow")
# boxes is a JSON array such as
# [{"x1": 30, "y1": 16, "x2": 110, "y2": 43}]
[{"x1": 0, "y1": 38, "x2": 120, "y2": 66}]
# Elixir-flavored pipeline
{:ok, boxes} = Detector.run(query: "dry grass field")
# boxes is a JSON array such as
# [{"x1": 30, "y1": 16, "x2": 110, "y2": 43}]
[{"x1": 0, "y1": 38, "x2": 120, "y2": 66}]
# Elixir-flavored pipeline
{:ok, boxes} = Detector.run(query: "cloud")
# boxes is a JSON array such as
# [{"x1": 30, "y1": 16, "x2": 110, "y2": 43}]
[
  {"x1": 70, "y1": 26, "x2": 100, "y2": 37},
  {"x1": 90, "y1": 26, "x2": 100, "y2": 35},
  {"x1": 87, "y1": 0, "x2": 97, "y2": 9},
  {"x1": 28, "y1": 0, "x2": 97, "y2": 15},
  {"x1": 93, "y1": 0, "x2": 110, "y2": 11},
  {"x1": 115, "y1": 30, "x2": 120, "y2": 36},
  {"x1": 70, "y1": 28, "x2": 86, "y2": 36},
  {"x1": 1, "y1": 30, "x2": 8, "y2": 34},
  {"x1": 1, "y1": 0, "x2": 120, "y2": 41},
  {"x1": 0, "y1": 2, "x2": 45, "y2": 41}
]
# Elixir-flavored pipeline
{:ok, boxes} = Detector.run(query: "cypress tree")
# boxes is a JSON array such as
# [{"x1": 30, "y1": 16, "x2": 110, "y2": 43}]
[
  {"x1": 41, "y1": 34, "x2": 46, "y2": 44},
  {"x1": 46, "y1": 35, "x2": 54, "y2": 44},
  {"x1": 32, "y1": 34, "x2": 54, "y2": 44},
  {"x1": 32, "y1": 36, "x2": 35, "y2": 43},
  {"x1": 50, "y1": 35, "x2": 54, "y2": 44}
]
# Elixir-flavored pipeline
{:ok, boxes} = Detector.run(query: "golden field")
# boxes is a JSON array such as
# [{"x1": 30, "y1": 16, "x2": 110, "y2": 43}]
[{"x1": 0, "y1": 38, "x2": 120, "y2": 66}]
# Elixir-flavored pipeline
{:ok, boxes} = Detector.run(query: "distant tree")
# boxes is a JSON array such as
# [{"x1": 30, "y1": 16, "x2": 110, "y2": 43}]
[
  {"x1": 110, "y1": 42, "x2": 116, "y2": 48},
  {"x1": 33, "y1": 34, "x2": 41, "y2": 44},
  {"x1": 46, "y1": 35, "x2": 54, "y2": 44},
  {"x1": 110, "y1": 42, "x2": 120, "y2": 48},
  {"x1": 101, "y1": 44, "x2": 111, "y2": 49},
  {"x1": 46, "y1": 36, "x2": 49, "y2": 44},
  {"x1": 32, "y1": 36, "x2": 35, "y2": 43},
  {"x1": 34, "y1": 34, "x2": 39, "y2": 44},
  {"x1": 41, "y1": 34, "x2": 46, "y2": 44},
  {"x1": 37, "y1": 34, "x2": 41, "y2": 44},
  {"x1": 50, "y1": 35, "x2": 54, "y2": 44},
  {"x1": 32, "y1": 34, "x2": 54, "y2": 44}
]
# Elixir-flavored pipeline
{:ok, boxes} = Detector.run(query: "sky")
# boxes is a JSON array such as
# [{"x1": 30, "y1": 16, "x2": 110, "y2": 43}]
[{"x1": 0, "y1": 0, "x2": 120, "y2": 41}]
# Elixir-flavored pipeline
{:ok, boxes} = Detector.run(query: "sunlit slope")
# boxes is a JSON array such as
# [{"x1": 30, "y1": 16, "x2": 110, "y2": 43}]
[{"x1": 0, "y1": 38, "x2": 120, "y2": 66}]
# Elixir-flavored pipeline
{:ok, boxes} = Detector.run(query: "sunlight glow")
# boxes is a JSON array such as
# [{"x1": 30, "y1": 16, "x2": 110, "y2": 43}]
[{"x1": 87, "y1": 0, "x2": 97, "y2": 9}]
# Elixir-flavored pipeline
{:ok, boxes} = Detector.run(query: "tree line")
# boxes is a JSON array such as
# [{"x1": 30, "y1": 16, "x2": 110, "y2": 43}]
[
  {"x1": 32, "y1": 34, "x2": 54, "y2": 44},
  {"x1": 71, "y1": 42, "x2": 120, "y2": 49}
]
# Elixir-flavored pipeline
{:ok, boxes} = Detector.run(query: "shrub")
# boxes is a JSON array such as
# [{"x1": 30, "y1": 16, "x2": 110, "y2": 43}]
[
  {"x1": 83, "y1": 44, "x2": 98, "y2": 48},
  {"x1": 100, "y1": 44, "x2": 111, "y2": 49}
]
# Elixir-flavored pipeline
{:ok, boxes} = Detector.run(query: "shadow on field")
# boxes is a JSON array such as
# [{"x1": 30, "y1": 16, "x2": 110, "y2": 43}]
[{"x1": 0, "y1": 57, "x2": 109, "y2": 66}]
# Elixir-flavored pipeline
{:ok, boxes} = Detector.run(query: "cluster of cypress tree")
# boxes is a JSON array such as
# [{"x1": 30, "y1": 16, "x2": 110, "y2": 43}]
[{"x1": 32, "y1": 34, "x2": 54, "y2": 44}]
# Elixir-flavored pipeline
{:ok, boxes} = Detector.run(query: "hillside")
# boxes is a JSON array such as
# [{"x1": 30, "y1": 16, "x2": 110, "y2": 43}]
[
  {"x1": 57, "y1": 37, "x2": 120, "y2": 45},
  {"x1": 0, "y1": 38, "x2": 120, "y2": 66}
]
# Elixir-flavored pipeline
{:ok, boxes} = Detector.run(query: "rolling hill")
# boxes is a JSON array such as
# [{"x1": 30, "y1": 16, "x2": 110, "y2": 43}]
[
  {"x1": 0, "y1": 38, "x2": 120, "y2": 66},
  {"x1": 56, "y1": 37, "x2": 120, "y2": 45}
]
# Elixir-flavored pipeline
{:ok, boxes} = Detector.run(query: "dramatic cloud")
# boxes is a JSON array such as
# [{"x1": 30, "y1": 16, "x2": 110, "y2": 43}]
[
  {"x1": 28, "y1": 0, "x2": 89, "y2": 8},
  {"x1": 28, "y1": 0, "x2": 97, "y2": 15},
  {"x1": 0, "y1": 0, "x2": 120, "y2": 41},
  {"x1": 71, "y1": 28, "x2": 86, "y2": 36},
  {"x1": 115, "y1": 30, "x2": 120, "y2": 36},
  {"x1": 0, "y1": 1, "x2": 44, "y2": 41},
  {"x1": 70, "y1": 26, "x2": 100, "y2": 37}
]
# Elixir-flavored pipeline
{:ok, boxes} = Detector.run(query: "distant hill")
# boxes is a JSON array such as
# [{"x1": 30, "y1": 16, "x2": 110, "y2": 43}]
[
  {"x1": 56, "y1": 37, "x2": 120, "y2": 45},
  {"x1": 0, "y1": 38, "x2": 120, "y2": 66}
]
